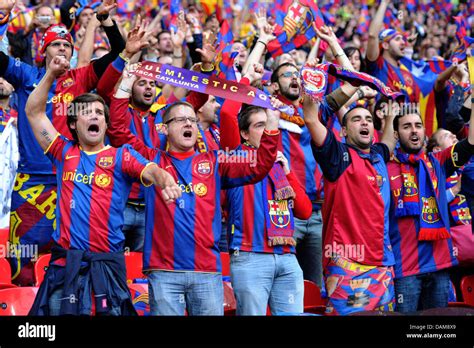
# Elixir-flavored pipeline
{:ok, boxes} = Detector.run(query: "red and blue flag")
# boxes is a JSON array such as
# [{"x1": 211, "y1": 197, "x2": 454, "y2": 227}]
[{"x1": 267, "y1": 0, "x2": 324, "y2": 57}]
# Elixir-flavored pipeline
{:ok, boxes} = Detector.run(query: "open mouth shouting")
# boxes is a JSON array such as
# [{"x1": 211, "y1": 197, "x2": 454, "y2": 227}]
[
  {"x1": 359, "y1": 128, "x2": 370, "y2": 140},
  {"x1": 87, "y1": 123, "x2": 101, "y2": 137}
]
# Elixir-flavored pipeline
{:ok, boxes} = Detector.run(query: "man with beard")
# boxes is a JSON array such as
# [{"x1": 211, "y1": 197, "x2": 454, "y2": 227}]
[
  {"x1": 388, "y1": 106, "x2": 474, "y2": 313},
  {"x1": 304, "y1": 96, "x2": 398, "y2": 315},
  {"x1": 270, "y1": 62, "x2": 357, "y2": 288},
  {"x1": 156, "y1": 30, "x2": 173, "y2": 59}
]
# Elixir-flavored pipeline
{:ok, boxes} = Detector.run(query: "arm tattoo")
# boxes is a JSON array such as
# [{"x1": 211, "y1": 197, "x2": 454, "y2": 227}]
[{"x1": 40, "y1": 129, "x2": 53, "y2": 143}]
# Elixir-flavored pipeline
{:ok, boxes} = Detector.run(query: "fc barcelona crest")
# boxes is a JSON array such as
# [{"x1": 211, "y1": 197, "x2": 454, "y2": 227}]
[
  {"x1": 194, "y1": 160, "x2": 213, "y2": 177},
  {"x1": 268, "y1": 200, "x2": 291, "y2": 228},
  {"x1": 402, "y1": 173, "x2": 418, "y2": 196},
  {"x1": 421, "y1": 197, "x2": 441, "y2": 224},
  {"x1": 98, "y1": 156, "x2": 114, "y2": 168}
]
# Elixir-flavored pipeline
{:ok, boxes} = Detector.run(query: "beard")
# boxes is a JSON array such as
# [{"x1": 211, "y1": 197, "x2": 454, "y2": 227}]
[{"x1": 280, "y1": 86, "x2": 300, "y2": 101}]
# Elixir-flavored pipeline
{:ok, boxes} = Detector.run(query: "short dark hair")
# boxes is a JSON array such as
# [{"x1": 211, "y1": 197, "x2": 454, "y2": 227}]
[
  {"x1": 271, "y1": 62, "x2": 298, "y2": 84},
  {"x1": 238, "y1": 105, "x2": 264, "y2": 132},
  {"x1": 426, "y1": 128, "x2": 445, "y2": 153},
  {"x1": 162, "y1": 101, "x2": 195, "y2": 123},
  {"x1": 67, "y1": 93, "x2": 109, "y2": 142},
  {"x1": 157, "y1": 30, "x2": 171, "y2": 43},
  {"x1": 341, "y1": 106, "x2": 370, "y2": 127},
  {"x1": 393, "y1": 112, "x2": 423, "y2": 132}
]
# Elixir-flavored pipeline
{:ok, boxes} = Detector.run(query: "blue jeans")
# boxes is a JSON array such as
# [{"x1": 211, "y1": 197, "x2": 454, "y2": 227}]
[
  {"x1": 147, "y1": 270, "x2": 224, "y2": 316},
  {"x1": 293, "y1": 210, "x2": 323, "y2": 287},
  {"x1": 123, "y1": 203, "x2": 146, "y2": 252},
  {"x1": 394, "y1": 269, "x2": 450, "y2": 313},
  {"x1": 230, "y1": 251, "x2": 304, "y2": 315}
]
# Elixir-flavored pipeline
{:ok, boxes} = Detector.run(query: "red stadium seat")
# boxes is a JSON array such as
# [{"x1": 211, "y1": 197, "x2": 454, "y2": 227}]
[
  {"x1": 34, "y1": 254, "x2": 51, "y2": 286},
  {"x1": 303, "y1": 280, "x2": 326, "y2": 314},
  {"x1": 125, "y1": 252, "x2": 145, "y2": 283},
  {"x1": 220, "y1": 252, "x2": 230, "y2": 277},
  {"x1": 461, "y1": 275, "x2": 474, "y2": 307},
  {"x1": 0, "y1": 228, "x2": 8, "y2": 250},
  {"x1": 0, "y1": 287, "x2": 38, "y2": 315},
  {"x1": 0, "y1": 258, "x2": 12, "y2": 285}
]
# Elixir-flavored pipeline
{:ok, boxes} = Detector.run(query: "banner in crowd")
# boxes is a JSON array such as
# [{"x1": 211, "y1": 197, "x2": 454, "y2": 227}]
[
  {"x1": 300, "y1": 63, "x2": 404, "y2": 101},
  {"x1": 267, "y1": 0, "x2": 325, "y2": 57},
  {"x1": 132, "y1": 62, "x2": 294, "y2": 114}
]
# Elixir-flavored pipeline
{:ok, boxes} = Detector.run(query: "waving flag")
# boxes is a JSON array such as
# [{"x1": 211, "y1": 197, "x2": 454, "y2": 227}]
[
  {"x1": 216, "y1": 20, "x2": 237, "y2": 80},
  {"x1": 357, "y1": 0, "x2": 370, "y2": 35},
  {"x1": 267, "y1": 0, "x2": 324, "y2": 57},
  {"x1": 384, "y1": 6, "x2": 400, "y2": 29},
  {"x1": 452, "y1": 16, "x2": 474, "y2": 62},
  {"x1": 399, "y1": 57, "x2": 441, "y2": 136}
]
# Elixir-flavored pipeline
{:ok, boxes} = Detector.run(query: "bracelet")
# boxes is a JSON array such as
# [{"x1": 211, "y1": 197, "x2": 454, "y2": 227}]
[
  {"x1": 334, "y1": 52, "x2": 344, "y2": 58},
  {"x1": 200, "y1": 63, "x2": 215, "y2": 72},
  {"x1": 119, "y1": 86, "x2": 132, "y2": 94},
  {"x1": 257, "y1": 40, "x2": 267, "y2": 48},
  {"x1": 119, "y1": 51, "x2": 130, "y2": 62},
  {"x1": 357, "y1": 88, "x2": 364, "y2": 99}
]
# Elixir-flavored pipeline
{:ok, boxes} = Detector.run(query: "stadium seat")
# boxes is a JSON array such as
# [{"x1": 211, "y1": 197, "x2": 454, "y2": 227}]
[
  {"x1": 303, "y1": 280, "x2": 326, "y2": 314},
  {"x1": 0, "y1": 228, "x2": 8, "y2": 250},
  {"x1": 0, "y1": 258, "x2": 12, "y2": 285},
  {"x1": 461, "y1": 275, "x2": 474, "y2": 307},
  {"x1": 124, "y1": 252, "x2": 145, "y2": 283},
  {"x1": 220, "y1": 252, "x2": 230, "y2": 277},
  {"x1": 34, "y1": 254, "x2": 51, "y2": 286},
  {"x1": 223, "y1": 281, "x2": 236, "y2": 316},
  {"x1": 0, "y1": 287, "x2": 38, "y2": 315}
]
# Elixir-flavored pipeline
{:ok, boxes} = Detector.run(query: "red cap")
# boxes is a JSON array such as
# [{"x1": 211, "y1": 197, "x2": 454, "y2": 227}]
[{"x1": 40, "y1": 24, "x2": 74, "y2": 54}]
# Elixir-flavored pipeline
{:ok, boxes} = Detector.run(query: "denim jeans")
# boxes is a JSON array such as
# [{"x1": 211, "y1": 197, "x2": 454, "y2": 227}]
[
  {"x1": 230, "y1": 251, "x2": 304, "y2": 315},
  {"x1": 147, "y1": 270, "x2": 224, "y2": 316},
  {"x1": 394, "y1": 269, "x2": 450, "y2": 313},
  {"x1": 293, "y1": 210, "x2": 323, "y2": 287},
  {"x1": 123, "y1": 203, "x2": 146, "y2": 252}
]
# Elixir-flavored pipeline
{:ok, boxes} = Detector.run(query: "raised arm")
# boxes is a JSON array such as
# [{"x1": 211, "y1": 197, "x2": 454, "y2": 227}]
[
  {"x1": 367, "y1": 0, "x2": 389, "y2": 62},
  {"x1": 303, "y1": 96, "x2": 326, "y2": 147},
  {"x1": 380, "y1": 100, "x2": 397, "y2": 153},
  {"x1": 434, "y1": 64, "x2": 458, "y2": 92},
  {"x1": 316, "y1": 26, "x2": 353, "y2": 69},
  {"x1": 25, "y1": 57, "x2": 67, "y2": 151},
  {"x1": 76, "y1": 17, "x2": 102, "y2": 68},
  {"x1": 219, "y1": 98, "x2": 282, "y2": 188},
  {"x1": 242, "y1": 8, "x2": 275, "y2": 75}
]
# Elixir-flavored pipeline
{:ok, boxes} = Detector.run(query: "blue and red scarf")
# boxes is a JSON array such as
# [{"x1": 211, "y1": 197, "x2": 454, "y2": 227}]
[
  {"x1": 394, "y1": 149, "x2": 450, "y2": 241},
  {"x1": 263, "y1": 163, "x2": 296, "y2": 247},
  {"x1": 446, "y1": 173, "x2": 472, "y2": 226}
]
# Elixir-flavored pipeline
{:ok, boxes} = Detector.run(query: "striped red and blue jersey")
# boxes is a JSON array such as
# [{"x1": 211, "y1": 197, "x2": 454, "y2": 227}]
[
  {"x1": 312, "y1": 130, "x2": 394, "y2": 267},
  {"x1": 278, "y1": 96, "x2": 335, "y2": 208},
  {"x1": 45, "y1": 134, "x2": 151, "y2": 253},
  {"x1": 126, "y1": 106, "x2": 167, "y2": 202},
  {"x1": 127, "y1": 132, "x2": 279, "y2": 273},
  {"x1": 3, "y1": 56, "x2": 98, "y2": 174},
  {"x1": 226, "y1": 145, "x2": 312, "y2": 254},
  {"x1": 387, "y1": 140, "x2": 474, "y2": 278}
]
